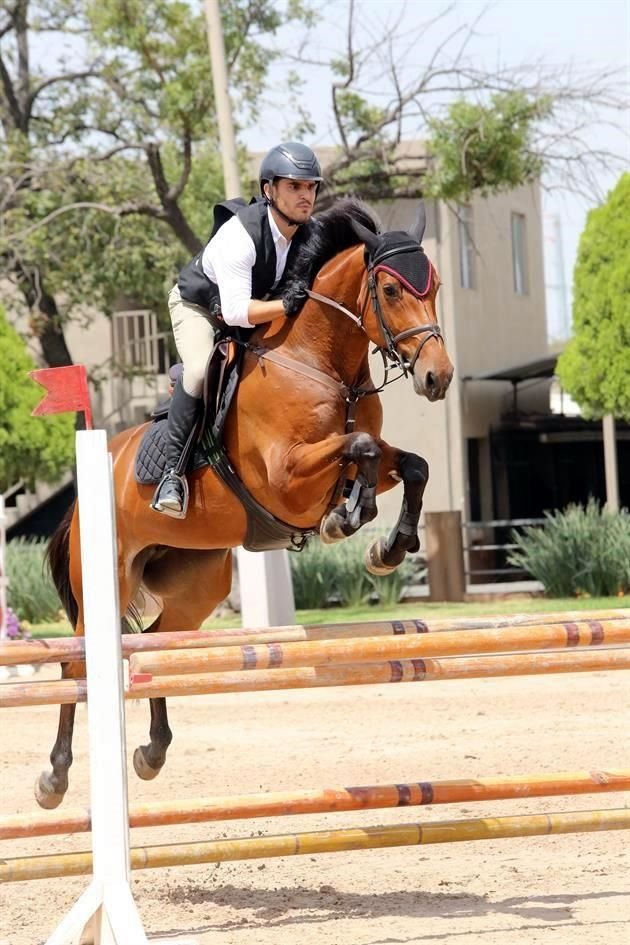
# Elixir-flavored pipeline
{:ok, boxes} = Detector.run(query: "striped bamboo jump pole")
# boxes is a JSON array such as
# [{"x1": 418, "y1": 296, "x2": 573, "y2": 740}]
[
  {"x1": 2, "y1": 647, "x2": 630, "y2": 708},
  {"x1": 2, "y1": 807, "x2": 629, "y2": 883},
  {"x1": 128, "y1": 619, "x2": 630, "y2": 678},
  {"x1": 2, "y1": 608, "x2": 628, "y2": 666},
  {"x1": 128, "y1": 646, "x2": 630, "y2": 700},
  {"x1": 2, "y1": 768, "x2": 629, "y2": 841}
]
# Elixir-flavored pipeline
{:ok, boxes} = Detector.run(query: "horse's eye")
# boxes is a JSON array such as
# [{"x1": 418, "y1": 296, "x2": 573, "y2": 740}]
[{"x1": 383, "y1": 283, "x2": 398, "y2": 298}]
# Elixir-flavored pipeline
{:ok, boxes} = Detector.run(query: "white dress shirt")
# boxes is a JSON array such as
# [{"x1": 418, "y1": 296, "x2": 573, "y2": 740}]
[{"x1": 202, "y1": 208, "x2": 292, "y2": 328}]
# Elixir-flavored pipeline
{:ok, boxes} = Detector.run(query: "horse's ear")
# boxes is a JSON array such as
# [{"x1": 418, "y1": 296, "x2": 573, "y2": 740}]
[
  {"x1": 408, "y1": 201, "x2": 426, "y2": 244},
  {"x1": 350, "y1": 218, "x2": 381, "y2": 256}
]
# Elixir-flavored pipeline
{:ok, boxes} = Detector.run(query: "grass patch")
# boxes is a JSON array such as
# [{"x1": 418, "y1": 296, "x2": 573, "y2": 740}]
[
  {"x1": 28, "y1": 620, "x2": 73, "y2": 638},
  {"x1": 29, "y1": 595, "x2": 629, "y2": 638}
]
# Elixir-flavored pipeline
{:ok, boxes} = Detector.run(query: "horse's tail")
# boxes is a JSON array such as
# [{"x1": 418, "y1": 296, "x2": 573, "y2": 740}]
[{"x1": 46, "y1": 503, "x2": 79, "y2": 630}]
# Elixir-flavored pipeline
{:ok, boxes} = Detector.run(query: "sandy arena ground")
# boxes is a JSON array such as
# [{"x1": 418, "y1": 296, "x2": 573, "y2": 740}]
[{"x1": 1, "y1": 660, "x2": 629, "y2": 945}]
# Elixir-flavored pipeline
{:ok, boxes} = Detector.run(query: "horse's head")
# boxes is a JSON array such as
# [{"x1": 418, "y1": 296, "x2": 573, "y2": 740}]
[{"x1": 351, "y1": 205, "x2": 454, "y2": 401}]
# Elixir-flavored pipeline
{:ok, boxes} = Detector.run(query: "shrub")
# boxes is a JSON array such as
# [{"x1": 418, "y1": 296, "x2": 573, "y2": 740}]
[
  {"x1": 5, "y1": 537, "x2": 62, "y2": 623},
  {"x1": 370, "y1": 557, "x2": 417, "y2": 606},
  {"x1": 290, "y1": 536, "x2": 371, "y2": 609},
  {"x1": 330, "y1": 538, "x2": 375, "y2": 607},
  {"x1": 508, "y1": 500, "x2": 630, "y2": 597},
  {"x1": 290, "y1": 532, "x2": 419, "y2": 609},
  {"x1": 289, "y1": 538, "x2": 343, "y2": 609}
]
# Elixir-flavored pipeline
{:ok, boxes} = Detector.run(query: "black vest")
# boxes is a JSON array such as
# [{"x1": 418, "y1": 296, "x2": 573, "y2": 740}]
[{"x1": 178, "y1": 199, "x2": 311, "y2": 312}]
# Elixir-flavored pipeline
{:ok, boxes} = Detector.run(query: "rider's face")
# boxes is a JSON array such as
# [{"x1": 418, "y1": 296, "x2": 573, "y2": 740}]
[{"x1": 269, "y1": 178, "x2": 317, "y2": 223}]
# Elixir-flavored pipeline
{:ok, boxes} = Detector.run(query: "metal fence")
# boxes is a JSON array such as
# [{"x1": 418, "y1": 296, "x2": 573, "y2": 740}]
[{"x1": 463, "y1": 518, "x2": 545, "y2": 585}]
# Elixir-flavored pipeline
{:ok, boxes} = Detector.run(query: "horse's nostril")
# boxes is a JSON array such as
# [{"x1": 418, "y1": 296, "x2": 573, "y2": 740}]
[{"x1": 425, "y1": 371, "x2": 435, "y2": 389}]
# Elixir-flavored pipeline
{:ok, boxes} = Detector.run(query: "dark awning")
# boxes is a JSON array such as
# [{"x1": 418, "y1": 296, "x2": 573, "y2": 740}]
[{"x1": 463, "y1": 354, "x2": 558, "y2": 384}]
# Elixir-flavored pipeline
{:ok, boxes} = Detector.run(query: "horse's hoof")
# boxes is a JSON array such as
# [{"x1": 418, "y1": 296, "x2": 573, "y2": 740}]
[
  {"x1": 34, "y1": 773, "x2": 65, "y2": 809},
  {"x1": 365, "y1": 538, "x2": 398, "y2": 576},
  {"x1": 133, "y1": 746, "x2": 163, "y2": 780},
  {"x1": 320, "y1": 516, "x2": 345, "y2": 544}
]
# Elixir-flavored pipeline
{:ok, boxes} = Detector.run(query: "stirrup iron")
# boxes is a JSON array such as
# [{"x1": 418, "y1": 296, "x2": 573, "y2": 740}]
[{"x1": 151, "y1": 471, "x2": 190, "y2": 519}]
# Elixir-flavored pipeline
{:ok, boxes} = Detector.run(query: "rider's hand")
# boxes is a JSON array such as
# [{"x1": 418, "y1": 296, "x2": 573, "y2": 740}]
[{"x1": 282, "y1": 281, "x2": 309, "y2": 319}]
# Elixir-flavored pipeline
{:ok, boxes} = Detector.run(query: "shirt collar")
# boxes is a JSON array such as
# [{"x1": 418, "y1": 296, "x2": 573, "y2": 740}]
[{"x1": 267, "y1": 207, "x2": 291, "y2": 246}]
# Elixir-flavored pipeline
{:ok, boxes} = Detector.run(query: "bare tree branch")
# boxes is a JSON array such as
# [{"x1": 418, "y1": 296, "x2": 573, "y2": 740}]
[
  {"x1": 14, "y1": 0, "x2": 29, "y2": 117},
  {"x1": 0, "y1": 48, "x2": 25, "y2": 132},
  {"x1": 331, "y1": 0, "x2": 355, "y2": 154},
  {"x1": 165, "y1": 129, "x2": 192, "y2": 203},
  {"x1": 26, "y1": 70, "x2": 103, "y2": 114},
  {"x1": 145, "y1": 140, "x2": 202, "y2": 252}
]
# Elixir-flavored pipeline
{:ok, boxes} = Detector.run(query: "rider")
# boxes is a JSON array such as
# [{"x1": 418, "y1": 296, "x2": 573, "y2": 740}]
[{"x1": 151, "y1": 141, "x2": 323, "y2": 518}]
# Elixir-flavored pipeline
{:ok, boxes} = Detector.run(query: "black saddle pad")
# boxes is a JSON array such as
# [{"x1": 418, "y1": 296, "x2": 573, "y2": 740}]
[{"x1": 135, "y1": 418, "x2": 209, "y2": 485}]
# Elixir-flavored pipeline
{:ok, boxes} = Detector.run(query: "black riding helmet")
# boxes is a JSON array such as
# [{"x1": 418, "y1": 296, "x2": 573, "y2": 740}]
[{"x1": 259, "y1": 142, "x2": 323, "y2": 195}]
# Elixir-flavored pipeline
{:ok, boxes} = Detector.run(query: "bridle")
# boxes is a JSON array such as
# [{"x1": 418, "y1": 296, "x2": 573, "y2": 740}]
[{"x1": 308, "y1": 238, "x2": 444, "y2": 377}]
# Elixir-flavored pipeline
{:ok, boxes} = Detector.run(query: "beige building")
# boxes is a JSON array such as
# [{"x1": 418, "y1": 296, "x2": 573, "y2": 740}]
[{"x1": 372, "y1": 183, "x2": 547, "y2": 527}]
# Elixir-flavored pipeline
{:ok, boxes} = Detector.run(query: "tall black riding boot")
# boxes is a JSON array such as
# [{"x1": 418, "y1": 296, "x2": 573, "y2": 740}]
[{"x1": 151, "y1": 379, "x2": 201, "y2": 518}]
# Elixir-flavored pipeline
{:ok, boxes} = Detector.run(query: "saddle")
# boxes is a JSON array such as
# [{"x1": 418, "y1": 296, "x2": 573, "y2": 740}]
[
  {"x1": 135, "y1": 338, "x2": 315, "y2": 552},
  {"x1": 135, "y1": 337, "x2": 238, "y2": 485}
]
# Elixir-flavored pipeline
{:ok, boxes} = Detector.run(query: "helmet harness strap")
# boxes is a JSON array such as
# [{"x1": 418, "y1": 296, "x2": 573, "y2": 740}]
[
  {"x1": 264, "y1": 190, "x2": 303, "y2": 228},
  {"x1": 264, "y1": 179, "x2": 319, "y2": 228}
]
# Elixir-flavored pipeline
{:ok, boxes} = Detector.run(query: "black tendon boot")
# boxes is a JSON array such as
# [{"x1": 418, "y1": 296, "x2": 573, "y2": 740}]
[{"x1": 151, "y1": 379, "x2": 201, "y2": 518}]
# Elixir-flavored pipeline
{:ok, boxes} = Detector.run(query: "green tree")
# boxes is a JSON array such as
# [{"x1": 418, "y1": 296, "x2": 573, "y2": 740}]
[
  {"x1": 423, "y1": 92, "x2": 553, "y2": 202},
  {"x1": 556, "y1": 173, "x2": 630, "y2": 419},
  {"x1": 0, "y1": 0, "x2": 308, "y2": 367},
  {"x1": 0, "y1": 306, "x2": 74, "y2": 490}
]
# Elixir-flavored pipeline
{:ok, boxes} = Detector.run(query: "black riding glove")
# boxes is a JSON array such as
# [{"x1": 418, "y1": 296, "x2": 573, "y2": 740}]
[{"x1": 282, "y1": 281, "x2": 309, "y2": 318}]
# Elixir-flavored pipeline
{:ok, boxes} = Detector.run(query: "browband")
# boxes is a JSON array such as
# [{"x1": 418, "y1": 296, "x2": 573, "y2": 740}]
[{"x1": 373, "y1": 259, "x2": 433, "y2": 299}]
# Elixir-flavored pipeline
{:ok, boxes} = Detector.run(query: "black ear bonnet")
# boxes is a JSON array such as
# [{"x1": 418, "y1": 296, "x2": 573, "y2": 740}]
[{"x1": 366, "y1": 231, "x2": 433, "y2": 298}]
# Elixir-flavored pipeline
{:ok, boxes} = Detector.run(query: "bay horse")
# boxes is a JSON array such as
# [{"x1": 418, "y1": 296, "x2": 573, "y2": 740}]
[{"x1": 39, "y1": 199, "x2": 453, "y2": 809}]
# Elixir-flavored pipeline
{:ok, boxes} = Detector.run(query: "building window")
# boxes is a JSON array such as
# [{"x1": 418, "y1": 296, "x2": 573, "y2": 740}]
[
  {"x1": 113, "y1": 309, "x2": 170, "y2": 374},
  {"x1": 511, "y1": 212, "x2": 529, "y2": 295},
  {"x1": 457, "y1": 204, "x2": 476, "y2": 289}
]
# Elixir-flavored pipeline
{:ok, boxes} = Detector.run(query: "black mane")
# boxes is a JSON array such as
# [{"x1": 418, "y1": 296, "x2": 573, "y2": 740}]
[{"x1": 286, "y1": 198, "x2": 379, "y2": 288}]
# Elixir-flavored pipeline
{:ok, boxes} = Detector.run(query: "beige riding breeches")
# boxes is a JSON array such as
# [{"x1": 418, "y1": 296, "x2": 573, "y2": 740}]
[{"x1": 168, "y1": 285, "x2": 216, "y2": 398}]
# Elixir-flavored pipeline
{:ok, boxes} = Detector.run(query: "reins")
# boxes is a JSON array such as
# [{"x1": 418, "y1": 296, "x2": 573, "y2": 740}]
[{"x1": 305, "y1": 289, "x2": 362, "y2": 327}]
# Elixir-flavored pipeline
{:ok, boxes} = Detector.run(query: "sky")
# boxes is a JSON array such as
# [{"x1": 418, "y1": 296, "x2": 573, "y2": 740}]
[{"x1": 242, "y1": 0, "x2": 630, "y2": 344}]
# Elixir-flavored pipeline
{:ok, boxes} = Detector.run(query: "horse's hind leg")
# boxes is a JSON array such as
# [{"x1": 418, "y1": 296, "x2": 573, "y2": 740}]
[
  {"x1": 36, "y1": 633, "x2": 88, "y2": 808},
  {"x1": 35, "y1": 701, "x2": 77, "y2": 809},
  {"x1": 35, "y1": 508, "x2": 85, "y2": 809},
  {"x1": 132, "y1": 548, "x2": 232, "y2": 781},
  {"x1": 36, "y1": 525, "x2": 144, "y2": 809},
  {"x1": 366, "y1": 446, "x2": 429, "y2": 574}
]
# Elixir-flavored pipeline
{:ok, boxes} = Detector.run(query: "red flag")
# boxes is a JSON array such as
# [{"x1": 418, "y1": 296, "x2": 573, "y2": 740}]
[{"x1": 30, "y1": 365, "x2": 93, "y2": 430}]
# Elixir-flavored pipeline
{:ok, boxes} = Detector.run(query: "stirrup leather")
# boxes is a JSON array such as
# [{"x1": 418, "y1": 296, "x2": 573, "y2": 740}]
[{"x1": 151, "y1": 471, "x2": 190, "y2": 519}]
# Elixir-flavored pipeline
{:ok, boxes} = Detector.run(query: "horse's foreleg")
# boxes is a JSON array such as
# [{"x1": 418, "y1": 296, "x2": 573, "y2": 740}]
[
  {"x1": 365, "y1": 446, "x2": 429, "y2": 575},
  {"x1": 321, "y1": 431, "x2": 382, "y2": 542},
  {"x1": 283, "y1": 431, "x2": 382, "y2": 543}
]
